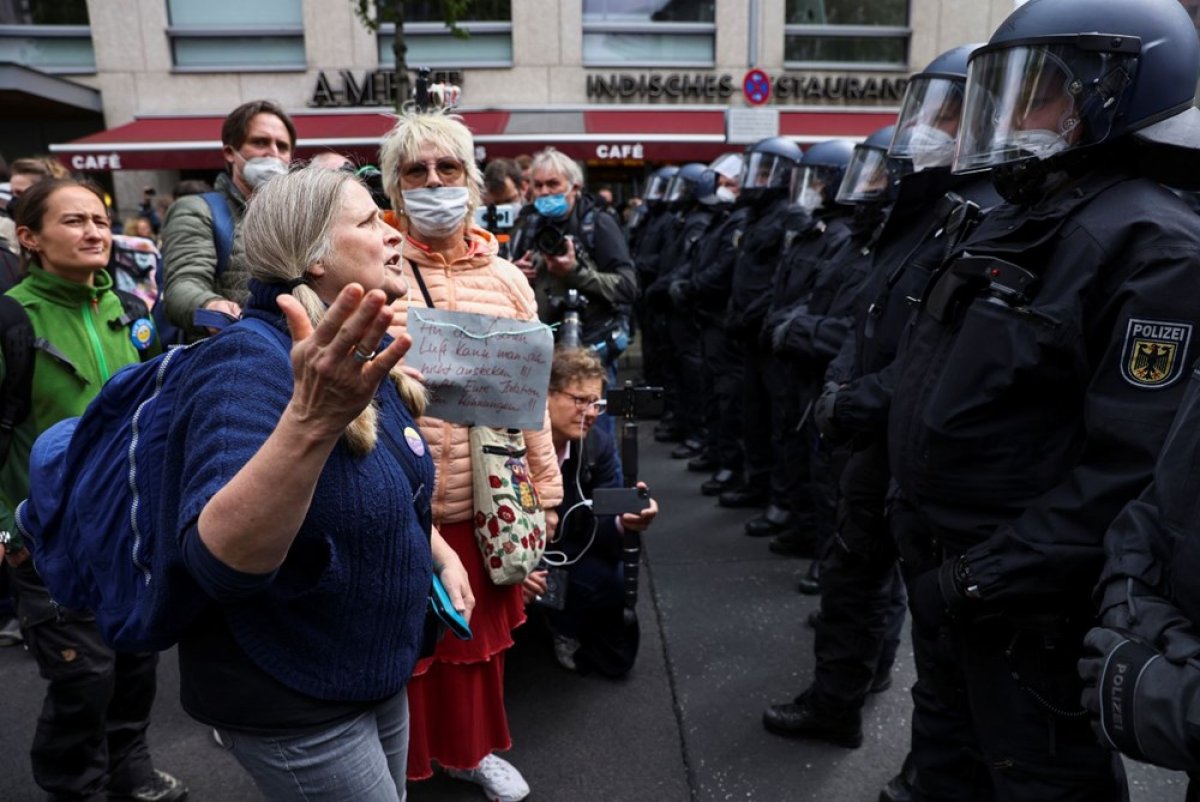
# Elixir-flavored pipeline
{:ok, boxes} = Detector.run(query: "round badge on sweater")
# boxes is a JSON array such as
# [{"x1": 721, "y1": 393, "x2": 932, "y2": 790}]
[
  {"x1": 404, "y1": 426, "x2": 426, "y2": 456},
  {"x1": 130, "y1": 318, "x2": 155, "y2": 351}
]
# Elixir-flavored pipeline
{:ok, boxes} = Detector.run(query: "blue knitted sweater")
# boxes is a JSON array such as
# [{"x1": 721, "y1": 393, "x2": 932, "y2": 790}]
[{"x1": 168, "y1": 280, "x2": 434, "y2": 702}]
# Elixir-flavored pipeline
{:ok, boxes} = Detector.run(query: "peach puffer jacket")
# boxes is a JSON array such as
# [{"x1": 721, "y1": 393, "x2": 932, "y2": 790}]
[{"x1": 389, "y1": 224, "x2": 564, "y2": 526}]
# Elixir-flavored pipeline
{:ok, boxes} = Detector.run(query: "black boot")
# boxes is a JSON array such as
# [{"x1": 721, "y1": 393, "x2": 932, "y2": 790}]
[
  {"x1": 700, "y1": 469, "x2": 741, "y2": 496},
  {"x1": 671, "y1": 437, "x2": 704, "y2": 459},
  {"x1": 878, "y1": 753, "x2": 916, "y2": 802},
  {"x1": 744, "y1": 504, "x2": 792, "y2": 537},
  {"x1": 686, "y1": 453, "x2": 719, "y2": 473},
  {"x1": 769, "y1": 529, "x2": 815, "y2": 557},
  {"x1": 796, "y1": 560, "x2": 820, "y2": 595},
  {"x1": 762, "y1": 691, "x2": 863, "y2": 748},
  {"x1": 718, "y1": 484, "x2": 769, "y2": 509}
]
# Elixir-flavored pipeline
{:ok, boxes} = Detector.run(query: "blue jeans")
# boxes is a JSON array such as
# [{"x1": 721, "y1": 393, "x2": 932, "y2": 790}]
[{"x1": 214, "y1": 692, "x2": 409, "y2": 802}]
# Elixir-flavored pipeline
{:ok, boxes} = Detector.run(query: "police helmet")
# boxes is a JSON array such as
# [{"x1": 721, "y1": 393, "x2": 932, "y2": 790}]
[
  {"x1": 836, "y1": 126, "x2": 907, "y2": 204},
  {"x1": 709, "y1": 152, "x2": 745, "y2": 182},
  {"x1": 954, "y1": 0, "x2": 1200, "y2": 175},
  {"x1": 665, "y1": 162, "x2": 708, "y2": 205},
  {"x1": 741, "y1": 136, "x2": 804, "y2": 199},
  {"x1": 694, "y1": 169, "x2": 725, "y2": 206},
  {"x1": 644, "y1": 166, "x2": 679, "y2": 204},
  {"x1": 790, "y1": 139, "x2": 855, "y2": 212},
  {"x1": 889, "y1": 44, "x2": 983, "y2": 173}
]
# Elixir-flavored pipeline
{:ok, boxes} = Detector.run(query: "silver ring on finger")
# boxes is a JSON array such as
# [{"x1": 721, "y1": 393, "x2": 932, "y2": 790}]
[{"x1": 352, "y1": 345, "x2": 377, "y2": 363}]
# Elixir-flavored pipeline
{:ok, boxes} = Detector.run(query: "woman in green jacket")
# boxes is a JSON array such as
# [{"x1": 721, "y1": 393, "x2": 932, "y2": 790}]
[{"x1": 3, "y1": 178, "x2": 184, "y2": 802}]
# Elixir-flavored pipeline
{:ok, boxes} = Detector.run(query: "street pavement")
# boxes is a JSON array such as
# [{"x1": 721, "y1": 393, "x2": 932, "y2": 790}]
[{"x1": 0, "y1": 428, "x2": 1189, "y2": 801}]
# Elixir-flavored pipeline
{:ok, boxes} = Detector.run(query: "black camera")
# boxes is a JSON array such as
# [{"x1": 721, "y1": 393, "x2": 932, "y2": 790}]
[
  {"x1": 606, "y1": 385, "x2": 665, "y2": 420},
  {"x1": 534, "y1": 221, "x2": 572, "y2": 257},
  {"x1": 549, "y1": 289, "x2": 588, "y2": 348}
]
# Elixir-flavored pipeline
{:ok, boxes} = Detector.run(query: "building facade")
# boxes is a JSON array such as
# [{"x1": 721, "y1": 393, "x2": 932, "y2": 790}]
[{"x1": 1, "y1": 0, "x2": 1070, "y2": 214}]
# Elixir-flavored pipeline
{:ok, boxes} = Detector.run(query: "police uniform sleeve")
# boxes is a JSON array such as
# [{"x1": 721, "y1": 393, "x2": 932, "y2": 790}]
[{"x1": 957, "y1": 233, "x2": 1200, "y2": 609}]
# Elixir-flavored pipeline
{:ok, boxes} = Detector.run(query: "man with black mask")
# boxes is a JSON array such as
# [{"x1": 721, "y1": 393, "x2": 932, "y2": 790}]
[
  {"x1": 886, "y1": 0, "x2": 1200, "y2": 798},
  {"x1": 720, "y1": 137, "x2": 804, "y2": 511}
]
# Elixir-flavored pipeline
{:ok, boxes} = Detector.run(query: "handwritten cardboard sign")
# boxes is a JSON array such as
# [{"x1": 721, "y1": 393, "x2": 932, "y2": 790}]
[{"x1": 406, "y1": 307, "x2": 553, "y2": 429}]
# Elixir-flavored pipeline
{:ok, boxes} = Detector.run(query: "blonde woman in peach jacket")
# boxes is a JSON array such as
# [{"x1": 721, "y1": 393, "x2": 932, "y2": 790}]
[{"x1": 381, "y1": 110, "x2": 562, "y2": 802}]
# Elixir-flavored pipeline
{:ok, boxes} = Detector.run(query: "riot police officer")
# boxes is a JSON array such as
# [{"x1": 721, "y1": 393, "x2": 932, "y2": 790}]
[
  {"x1": 887, "y1": 0, "x2": 1200, "y2": 798},
  {"x1": 721, "y1": 136, "x2": 804, "y2": 511},
  {"x1": 766, "y1": 47, "x2": 999, "y2": 802}
]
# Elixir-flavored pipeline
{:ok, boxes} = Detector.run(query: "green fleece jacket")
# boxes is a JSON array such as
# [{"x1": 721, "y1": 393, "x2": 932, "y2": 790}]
[
  {"x1": 159, "y1": 172, "x2": 249, "y2": 338},
  {"x1": 0, "y1": 265, "x2": 160, "y2": 545}
]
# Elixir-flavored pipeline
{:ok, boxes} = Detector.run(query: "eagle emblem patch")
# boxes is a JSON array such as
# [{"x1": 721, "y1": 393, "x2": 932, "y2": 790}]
[{"x1": 1121, "y1": 318, "x2": 1192, "y2": 389}]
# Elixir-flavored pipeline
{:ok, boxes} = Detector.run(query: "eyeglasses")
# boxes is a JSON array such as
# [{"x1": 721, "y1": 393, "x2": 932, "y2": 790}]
[
  {"x1": 557, "y1": 391, "x2": 607, "y2": 415},
  {"x1": 399, "y1": 158, "x2": 465, "y2": 186}
]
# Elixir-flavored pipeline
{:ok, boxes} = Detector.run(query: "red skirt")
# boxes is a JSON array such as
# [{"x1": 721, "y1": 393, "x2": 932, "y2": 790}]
[{"x1": 406, "y1": 519, "x2": 526, "y2": 779}]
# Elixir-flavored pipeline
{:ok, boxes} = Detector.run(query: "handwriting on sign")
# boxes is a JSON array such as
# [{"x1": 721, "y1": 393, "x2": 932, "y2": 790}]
[{"x1": 406, "y1": 307, "x2": 554, "y2": 429}]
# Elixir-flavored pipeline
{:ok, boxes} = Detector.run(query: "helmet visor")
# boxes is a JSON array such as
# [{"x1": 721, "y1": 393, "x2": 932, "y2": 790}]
[
  {"x1": 954, "y1": 43, "x2": 1137, "y2": 172},
  {"x1": 742, "y1": 152, "x2": 794, "y2": 191},
  {"x1": 789, "y1": 164, "x2": 837, "y2": 211},
  {"x1": 665, "y1": 174, "x2": 692, "y2": 202},
  {"x1": 645, "y1": 173, "x2": 672, "y2": 201},
  {"x1": 890, "y1": 76, "x2": 965, "y2": 170},
  {"x1": 836, "y1": 146, "x2": 892, "y2": 203}
]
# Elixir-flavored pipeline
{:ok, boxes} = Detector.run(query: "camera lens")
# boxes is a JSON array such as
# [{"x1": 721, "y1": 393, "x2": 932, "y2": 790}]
[{"x1": 535, "y1": 224, "x2": 568, "y2": 257}]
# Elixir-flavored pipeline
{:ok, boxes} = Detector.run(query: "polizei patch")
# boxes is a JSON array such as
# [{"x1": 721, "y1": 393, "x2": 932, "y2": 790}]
[{"x1": 1121, "y1": 318, "x2": 1192, "y2": 389}]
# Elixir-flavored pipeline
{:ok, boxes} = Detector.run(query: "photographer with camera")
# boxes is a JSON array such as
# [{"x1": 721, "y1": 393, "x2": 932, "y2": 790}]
[
  {"x1": 523, "y1": 348, "x2": 658, "y2": 678},
  {"x1": 514, "y1": 148, "x2": 639, "y2": 371}
]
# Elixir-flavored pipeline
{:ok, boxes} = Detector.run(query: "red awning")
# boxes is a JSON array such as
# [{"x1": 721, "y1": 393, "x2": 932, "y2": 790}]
[{"x1": 50, "y1": 107, "x2": 897, "y2": 171}]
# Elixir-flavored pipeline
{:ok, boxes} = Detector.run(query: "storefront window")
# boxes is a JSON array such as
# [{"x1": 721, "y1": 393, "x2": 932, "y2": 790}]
[
  {"x1": 583, "y1": 0, "x2": 716, "y2": 67},
  {"x1": 0, "y1": 0, "x2": 94, "y2": 73},
  {"x1": 784, "y1": 0, "x2": 909, "y2": 70},
  {"x1": 378, "y1": 1, "x2": 513, "y2": 68},
  {"x1": 166, "y1": 0, "x2": 305, "y2": 71}
]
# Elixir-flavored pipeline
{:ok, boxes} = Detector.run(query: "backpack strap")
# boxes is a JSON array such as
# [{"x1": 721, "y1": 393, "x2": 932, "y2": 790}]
[
  {"x1": 199, "y1": 191, "x2": 235, "y2": 278},
  {"x1": 0, "y1": 295, "x2": 34, "y2": 461},
  {"x1": 108, "y1": 289, "x2": 157, "y2": 362}
]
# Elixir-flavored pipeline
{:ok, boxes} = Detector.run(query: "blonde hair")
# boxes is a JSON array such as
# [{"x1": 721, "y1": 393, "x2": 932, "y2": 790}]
[
  {"x1": 379, "y1": 110, "x2": 482, "y2": 228},
  {"x1": 530, "y1": 147, "x2": 583, "y2": 189},
  {"x1": 240, "y1": 165, "x2": 427, "y2": 454},
  {"x1": 550, "y1": 347, "x2": 606, "y2": 392}
]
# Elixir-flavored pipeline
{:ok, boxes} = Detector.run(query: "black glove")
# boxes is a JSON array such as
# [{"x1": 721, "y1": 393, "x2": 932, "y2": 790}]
[
  {"x1": 909, "y1": 559, "x2": 966, "y2": 636},
  {"x1": 813, "y1": 381, "x2": 847, "y2": 444},
  {"x1": 1080, "y1": 620, "x2": 1200, "y2": 772}
]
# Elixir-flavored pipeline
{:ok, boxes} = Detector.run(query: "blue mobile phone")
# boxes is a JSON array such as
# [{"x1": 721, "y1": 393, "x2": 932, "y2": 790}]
[{"x1": 430, "y1": 573, "x2": 472, "y2": 640}]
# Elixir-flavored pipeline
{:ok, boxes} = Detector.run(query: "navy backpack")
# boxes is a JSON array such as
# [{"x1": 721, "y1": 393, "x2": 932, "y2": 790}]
[
  {"x1": 153, "y1": 191, "x2": 235, "y2": 346},
  {"x1": 15, "y1": 317, "x2": 288, "y2": 652}
]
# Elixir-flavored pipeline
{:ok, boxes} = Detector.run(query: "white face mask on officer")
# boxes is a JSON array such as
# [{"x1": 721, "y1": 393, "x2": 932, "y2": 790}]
[
  {"x1": 239, "y1": 156, "x2": 288, "y2": 191},
  {"x1": 1007, "y1": 128, "x2": 1071, "y2": 161},
  {"x1": 906, "y1": 125, "x2": 957, "y2": 173},
  {"x1": 401, "y1": 187, "x2": 471, "y2": 238},
  {"x1": 716, "y1": 186, "x2": 737, "y2": 203}
]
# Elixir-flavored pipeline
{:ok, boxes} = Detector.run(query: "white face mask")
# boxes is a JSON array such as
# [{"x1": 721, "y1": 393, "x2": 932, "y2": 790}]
[
  {"x1": 798, "y1": 187, "x2": 824, "y2": 212},
  {"x1": 401, "y1": 187, "x2": 470, "y2": 238},
  {"x1": 240, "y1": 156, "x2": 288, "y2": 190},
  {"x1": 1006, "y1": 128, "x2": 1071, "y2": 161},
  {"x1": 906, "y1": 125, "x2": 957, "y2": 173},
  {"x1": 715, "y1": 186, "x2": 737, "y2": 203}
]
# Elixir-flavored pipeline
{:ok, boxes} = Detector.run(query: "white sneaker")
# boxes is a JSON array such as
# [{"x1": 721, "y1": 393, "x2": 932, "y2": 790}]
[
  {"x1": 445, "y1": 753, "x2": 530, "y2": 802},
  {"x1": 553, "y1": 634, "x2": 580, "y2": 672}
]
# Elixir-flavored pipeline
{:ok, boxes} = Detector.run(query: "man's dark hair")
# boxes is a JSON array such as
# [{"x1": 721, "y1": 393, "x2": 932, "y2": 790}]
[
  {"x1": 220, "y1": 100, "x2": 297, "y2": 151},
  {"x1": 172, "y1": 179, "x2": 213, "y2": 198},
  {"x1": 483, "y1": 158, "x2": 524, "y2": 198}
]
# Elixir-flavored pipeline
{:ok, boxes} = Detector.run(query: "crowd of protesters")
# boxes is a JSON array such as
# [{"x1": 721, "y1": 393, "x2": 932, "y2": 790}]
[{"x1": 11, "y1": 1, "x2": 1200, "y2": 800}]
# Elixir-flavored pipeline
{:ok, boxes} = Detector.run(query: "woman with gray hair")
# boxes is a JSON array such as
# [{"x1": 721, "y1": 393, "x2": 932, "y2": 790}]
[
  {"x1": 380, "y1": 110, "x2": 563, "y2": 802},
  {"x1": 165, "y1": 165, "x2": 472, "y2": 801}
]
